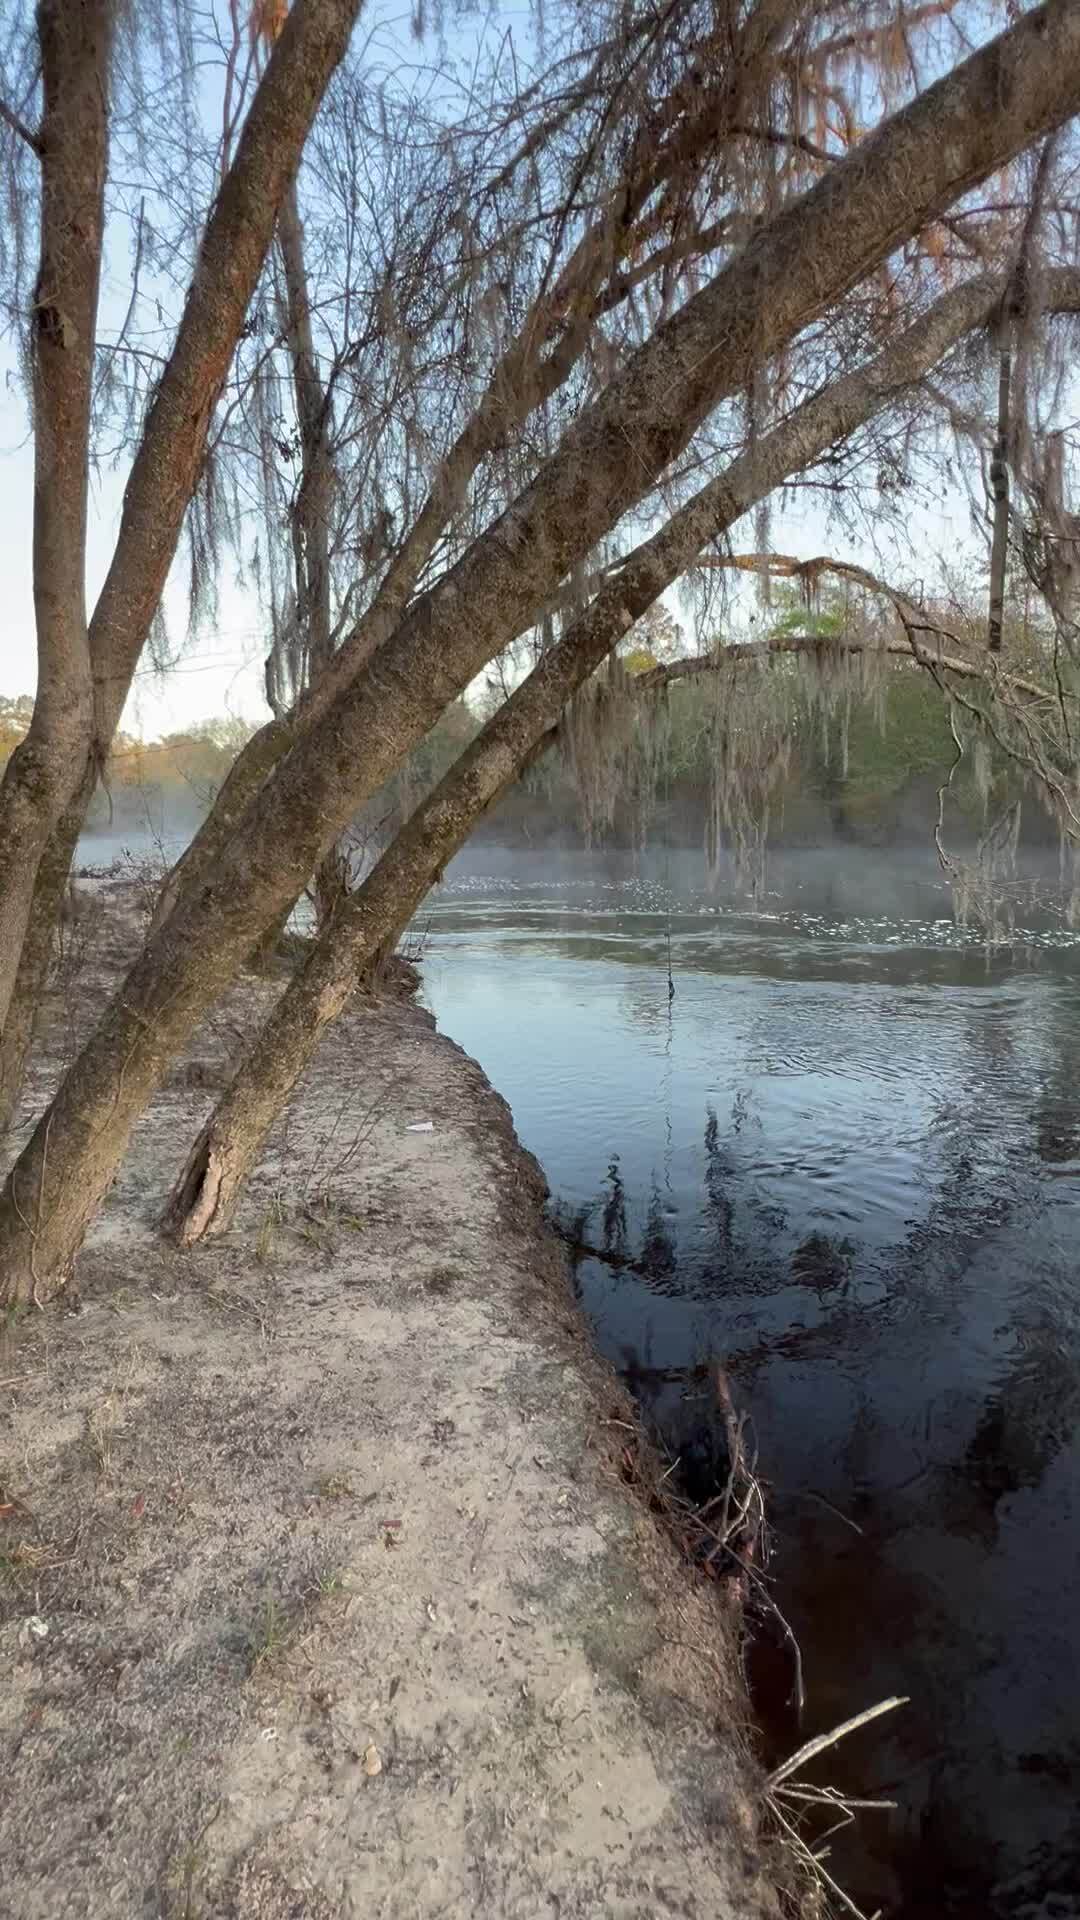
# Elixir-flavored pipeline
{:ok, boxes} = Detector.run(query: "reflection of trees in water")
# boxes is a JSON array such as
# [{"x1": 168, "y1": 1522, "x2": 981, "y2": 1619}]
[
  {"x1": 601, "y1": 1156, "x2": 627, "y2": 1254},
  {"x1": 1030, "y1": 983, "x2": 1080, "y2": 1167},
  {"x1": 640, "y1": 1179, "x2": 677, "y2": 1277},
  {"x1": 578, "y1": 1071, "x2": 1080, "y2": 1525},
  {"x1": 937, "y1": 1316, "x2": 1080, "y2": 1545},
  {"x1": 596, "y1": 1096, "x2": 858, "y2": 1307},
  {"x1": 1035, "y1": 1108, "x2": 1080, "y2": 1162},
  {"x1": 703, "y1": 1105, "x2": 734, "y2": 1258}
]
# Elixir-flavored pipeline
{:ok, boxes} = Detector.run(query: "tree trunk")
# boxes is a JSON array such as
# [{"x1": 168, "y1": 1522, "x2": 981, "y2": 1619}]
[
  {"x1": 70, "y1": 0, "x2": 772, "y2": 983},
  {"x1": 0, "y1": 788, "x2": 90, "y2": 1141},
  {"x1": 276, "y1": 181, "x2": 334, "y2": 683},
  {"x1": 988, "y1": 324, "x2": 1012, "y2": 653},
  {"x1": 275, "y1": 179, "x2": 348, "y2": 936},
  {"x1": 163, "y1": 267, "x2": 1073, "y2": 1240},
  {"x1": 149, "y1": 718, "x2": 294, "y2": 935},
  {"x1": 4, "y1": 1, "x2": 1080, "y2": 1300},
  {"x1": 87, "y1": 0, "x2": 361, "y2": 736},
  {"x1": 0, "y1": 0, "x2": 362, "y2": 1127},
  {"x1": 0, "y1": 0, "x2": 111, "y2": 1037}
]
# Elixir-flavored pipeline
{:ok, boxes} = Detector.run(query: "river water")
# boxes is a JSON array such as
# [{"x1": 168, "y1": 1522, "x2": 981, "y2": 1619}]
[{"x1": 417, "y1": 844, "x2": 1080, "y2": 1919}]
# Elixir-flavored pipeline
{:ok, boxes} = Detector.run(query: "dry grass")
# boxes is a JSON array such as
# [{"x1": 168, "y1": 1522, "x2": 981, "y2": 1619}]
[
  {"x1": 245, "y1": 1563, "x2": 348, "y2": 1680},
  {"x1": 85, "y1": 1392, "x2": 121, "y2": 1479}
]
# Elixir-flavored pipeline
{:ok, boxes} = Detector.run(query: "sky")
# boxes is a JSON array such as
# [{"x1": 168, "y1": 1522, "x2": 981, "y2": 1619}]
[
  {"x1": 0, "y1": 1, "x2": 993, "y2": 742},
  {"x1": 0, "y1": 372, "x2": 273, "y2": 735}
]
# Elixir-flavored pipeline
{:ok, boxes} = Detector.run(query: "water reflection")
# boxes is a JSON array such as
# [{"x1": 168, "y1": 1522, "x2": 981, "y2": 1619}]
[{"x1": 420, "y1": 847, "x2": 1080, "y2": 1916}]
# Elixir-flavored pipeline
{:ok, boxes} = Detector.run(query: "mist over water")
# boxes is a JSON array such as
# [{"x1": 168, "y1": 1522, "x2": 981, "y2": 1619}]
[
  {"x1": 78, "y1": 788, "x2": 203, "y2": 876},
  {"x1": 419, "y1": 842, "x2": 1080, "y2": 1919}
]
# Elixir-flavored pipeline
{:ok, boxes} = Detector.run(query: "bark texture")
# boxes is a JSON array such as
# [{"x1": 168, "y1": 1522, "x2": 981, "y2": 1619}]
[
  {"x1": 4, "y1": 1, "x2": 1080, "y2": 1297},
  {"x1": 0, "y1": 0, "x2": 111, "y2": 1038},
  {"x1": 148, "y1": 719, "x2": 295, "y2": 937},
  {"x1": 0, "y1": 787, "x2": 90, "y2": 1139},
  {"x1": 166, "y1": 266, "x2": 1080, "y2": 1238},
  {"x1": 988, "y1": 327, "x2": 1013, "y2": 653}
]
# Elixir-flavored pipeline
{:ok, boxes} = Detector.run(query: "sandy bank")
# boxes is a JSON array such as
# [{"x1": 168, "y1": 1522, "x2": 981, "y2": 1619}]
[{"x1": 1, "y1": 882, "x2": 779, "y2": 1918}]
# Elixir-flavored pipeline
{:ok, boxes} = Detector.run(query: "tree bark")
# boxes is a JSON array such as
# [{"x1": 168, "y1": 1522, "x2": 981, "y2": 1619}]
[
  {"x1": 164, "y1": 267, "x2": 1080, "y2": 1239},
  {"x1": 0, "y1": 0, "x2": 363, "y2": 1126},
  {"x1": 4, "y1": 0, "x2": 1080, "y2": 1299},
  {"x1": 275, "y1": 180, "x2": 345, "y2": 931},
  {"x1": 988, "y1": 325, "x2": 1012, "y2": 653},
  {"x1": 148, "y1": 718, "x2": 295, "y2": 936},
  {"x1": 277, "y1": 181, "x2": 334, "y2": 683},
  {"x1": 0, "y1": 0, "x2": 111, "y2": 1037},
  {"x1": 0, "y1": 786, "x2": 91, "y2": 1141}
]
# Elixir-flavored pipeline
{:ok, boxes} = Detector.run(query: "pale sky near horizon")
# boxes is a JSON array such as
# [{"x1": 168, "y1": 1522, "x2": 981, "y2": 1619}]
[{"x1": 0, "y1": 1, "x2": 991, "y2": 744}]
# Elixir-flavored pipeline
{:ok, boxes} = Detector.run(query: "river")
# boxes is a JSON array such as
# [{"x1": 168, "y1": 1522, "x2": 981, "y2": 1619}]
[{"x1": 417, "y1": 844, "x2": 1080, "y2": 1919}]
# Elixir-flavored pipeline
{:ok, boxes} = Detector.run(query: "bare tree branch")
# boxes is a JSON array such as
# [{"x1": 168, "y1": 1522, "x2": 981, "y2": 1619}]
[{"x1": 0, "y1": 92, "x2": 41, "y2": 157}]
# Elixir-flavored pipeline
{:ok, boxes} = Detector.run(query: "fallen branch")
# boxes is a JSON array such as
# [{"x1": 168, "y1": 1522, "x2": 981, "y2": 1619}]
[{"x1": 767, "y1": 1693, "x2": 909, "y2": 1790}]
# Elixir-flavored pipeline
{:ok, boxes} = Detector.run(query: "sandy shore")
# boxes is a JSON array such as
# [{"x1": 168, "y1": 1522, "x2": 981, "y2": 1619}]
[{"x1": 1, "y1": 881, "x2": 779, "y2": 1918}]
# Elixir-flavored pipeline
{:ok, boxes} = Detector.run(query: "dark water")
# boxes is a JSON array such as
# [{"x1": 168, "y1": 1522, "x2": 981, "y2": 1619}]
[{"x1": 419, "y1": 845, "x2": 1080, "y2": 1918}]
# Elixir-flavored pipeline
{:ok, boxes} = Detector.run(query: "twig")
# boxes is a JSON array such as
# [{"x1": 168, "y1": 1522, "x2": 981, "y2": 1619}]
[
  {"x1": 743, "y1": 1560, "x2": 806, "y2": 1719},
  {"x1": 768, "y1": 1793, "x2": 883, "y2": 1920},
  {"x1": 0, "y1": 94, "x2": 41, "y2": 156},
  {"x1": 775, "y1": 1786, "x2": 896, "y2": 1812},
  {"x1": 933, "y1": 702, "x2": 965, "y2": 876},
  {"x1": 767, "y1": 1695, "x2": 909, "y2": 1789},
  {"x1": 97, "y1": 197, "x2": 147, "y2": 396},
  {"x1": 801, "y1": 1488, "x2": 865, "y2": 1536}
]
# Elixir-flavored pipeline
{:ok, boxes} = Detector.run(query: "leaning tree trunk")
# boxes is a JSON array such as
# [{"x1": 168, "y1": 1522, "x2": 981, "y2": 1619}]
[
  {"x1": 0, "y1": 0, "x2": 111, "y2": 1041},
  {"x1": 149, "y1": 718, "x2": 294, "y2": 935},
  {"x1": 988, "y1": 320, "x2": 1013, "y2": 654},
  {"x1": 162, "y1": 266, "x2": 1076, "y2": 1239},
  {"x1": 0, "y1": 785, "x2": 91, "y2": 1139},
  {"x1": 0, "y1": 0, "x2": 362, "y2": 1130},
  {"x1": 275, "y1": 179, "x2": 346, "y2": 935},
  {"x1": 3, "y1": 0, "x2": 1080, "y2": 1302}
]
